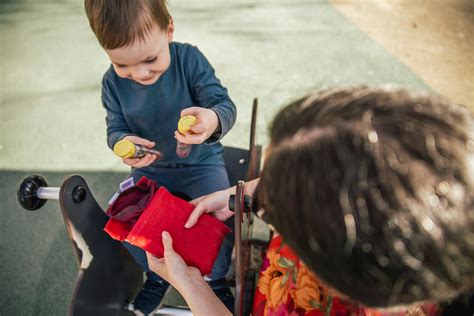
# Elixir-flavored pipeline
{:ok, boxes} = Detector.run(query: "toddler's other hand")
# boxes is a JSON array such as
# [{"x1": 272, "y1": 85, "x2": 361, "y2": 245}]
[
  {"x1": 175, "y1": 107, "x2": 219, "y2": 144},
  {"x1": 121, "y1": 135, "x2": 157, "y2": 168}
]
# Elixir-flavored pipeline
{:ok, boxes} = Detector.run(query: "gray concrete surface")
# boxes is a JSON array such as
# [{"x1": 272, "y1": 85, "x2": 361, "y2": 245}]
[
  {"x1": 1, "y1": 0, "x2": 430, "y2": 172},
  {"x1": 1, "y1": 0, "x2": 471, "y2": 315}
]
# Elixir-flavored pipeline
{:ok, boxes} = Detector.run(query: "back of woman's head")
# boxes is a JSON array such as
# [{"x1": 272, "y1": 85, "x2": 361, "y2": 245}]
[{"x1": 260, "y1": 86, "x2": 474, "y2": 307}]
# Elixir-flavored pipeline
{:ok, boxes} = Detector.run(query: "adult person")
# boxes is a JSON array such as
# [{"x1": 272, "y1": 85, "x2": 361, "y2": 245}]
[{"x1": 148, "y1": 86, "x2": 474, "y2": 315}]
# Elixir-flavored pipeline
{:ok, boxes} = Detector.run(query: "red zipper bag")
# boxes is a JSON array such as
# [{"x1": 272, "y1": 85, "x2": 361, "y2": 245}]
[{"x1": 104, "y1": 178, "x2": 231, "y2": 275}]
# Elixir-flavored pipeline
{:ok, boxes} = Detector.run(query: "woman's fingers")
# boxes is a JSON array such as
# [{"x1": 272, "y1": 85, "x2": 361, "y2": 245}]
[
  {"x1": 189, "y1": 195, "x2": 205, "y2": 206},
  {"x1": 145, "y1": 251, "x2": 165, "y2": 274},
  {"x1": 185, "y1": 204, "x2": 207, "y2": 228}
]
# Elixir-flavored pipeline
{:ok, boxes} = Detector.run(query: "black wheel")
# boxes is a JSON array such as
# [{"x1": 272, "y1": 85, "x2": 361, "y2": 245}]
[{"x1": 17, "y1": 175, "x2": 48, "y2": 210}]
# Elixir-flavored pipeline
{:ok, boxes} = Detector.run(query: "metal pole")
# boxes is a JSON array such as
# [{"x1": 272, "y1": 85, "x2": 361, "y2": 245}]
[{"x1": 37, "y1": 187, "x2": 60, "y2": 200}]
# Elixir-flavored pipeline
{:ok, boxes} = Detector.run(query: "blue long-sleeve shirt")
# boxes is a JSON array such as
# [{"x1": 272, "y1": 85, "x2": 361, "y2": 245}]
[{"x1": 101, "y1": 42, "x2": 237, "y2": 166}]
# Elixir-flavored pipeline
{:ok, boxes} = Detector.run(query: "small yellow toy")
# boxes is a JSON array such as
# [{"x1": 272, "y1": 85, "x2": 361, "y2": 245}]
[
  {"x1": 113, "y1": 139, "x2": 163, "y2": 159},
  {"x1": 178, "y1": 115, "x2": 197, "y2": 134}
]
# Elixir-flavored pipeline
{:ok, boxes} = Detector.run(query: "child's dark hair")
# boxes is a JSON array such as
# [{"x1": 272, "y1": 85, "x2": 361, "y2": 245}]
[
  {"x1": 84, "y1": 0, "x2": 171, "y2": 49},
  {"x1": 260, "y1": 86, "x2": 474, "y2": 307}
]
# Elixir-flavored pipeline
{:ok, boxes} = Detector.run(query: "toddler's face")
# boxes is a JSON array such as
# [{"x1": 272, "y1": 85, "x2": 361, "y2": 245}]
[{"x1": 105, "y1": 22, "x2": 174, "y2": 86}]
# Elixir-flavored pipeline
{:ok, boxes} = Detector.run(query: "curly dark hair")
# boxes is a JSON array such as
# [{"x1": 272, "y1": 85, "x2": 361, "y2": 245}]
[{"x1": 259, "y1": 86, "x2": 474, "y2": 307}]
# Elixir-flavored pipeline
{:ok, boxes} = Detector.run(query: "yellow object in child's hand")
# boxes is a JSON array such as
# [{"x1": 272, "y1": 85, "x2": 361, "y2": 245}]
[
  {"x1": 178, "y1": 115, "x2": 197, "y2": 134},
  {"x1": 113, "y1": 139, "x2": 163, "y2": 159}
]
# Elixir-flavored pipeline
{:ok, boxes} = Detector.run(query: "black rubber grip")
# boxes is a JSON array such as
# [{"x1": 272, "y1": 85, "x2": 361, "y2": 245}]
[{"x1": 229, "y1": 194, "x2": 252, "y2": 212}]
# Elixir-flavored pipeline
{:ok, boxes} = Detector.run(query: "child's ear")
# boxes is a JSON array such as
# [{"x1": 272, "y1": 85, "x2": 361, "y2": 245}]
[{"x1": 167, "y1": 17, "x2": 174, "y2": 42}]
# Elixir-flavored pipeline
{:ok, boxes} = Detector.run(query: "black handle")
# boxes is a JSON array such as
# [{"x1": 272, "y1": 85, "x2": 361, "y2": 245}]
[{"x1": 229, "y1": 194, "x2": 252, "y2": 212}]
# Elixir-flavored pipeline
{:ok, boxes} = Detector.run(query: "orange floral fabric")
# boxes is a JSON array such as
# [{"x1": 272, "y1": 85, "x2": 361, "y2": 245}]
[{"x1": 252, "y1": 234, "x2": 439, "y2": 316}]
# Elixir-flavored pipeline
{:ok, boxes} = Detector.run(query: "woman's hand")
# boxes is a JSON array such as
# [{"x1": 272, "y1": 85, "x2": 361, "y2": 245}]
[
  {"x1": 185, "y1": 188, "x2": 235, "y2": 228},
  {"x1": 146, "y1": 231, "x2": 202, "y2": 291},
  {"x1": 185, "y1": 179, "x2": 261, "y2": 228},
  {"x1": 174, "y1": 107, "x2": 220, "y2": 144},
  {"x1": 146, "y1": 231, "x2": 232, "y2": 316},
  {"x1": 121, "y1": 135, "x2": 157, "y2": 168}
]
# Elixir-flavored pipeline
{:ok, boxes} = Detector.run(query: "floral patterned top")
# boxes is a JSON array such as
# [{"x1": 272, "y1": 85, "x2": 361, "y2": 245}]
[{"x1": 252, "y1": 234, "x2": 439, "y2": 316}]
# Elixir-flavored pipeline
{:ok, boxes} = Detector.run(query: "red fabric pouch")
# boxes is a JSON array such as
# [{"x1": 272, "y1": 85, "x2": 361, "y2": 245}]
[
  {"x1": 126, "y1": 187, "x2": 231, "y2": 275},
  {"x1": 104, "y1": 176, "x2": 157, "y2": 241},
  {"x1": 104, "y1": 218, "x2": 133, "y2": 241}
]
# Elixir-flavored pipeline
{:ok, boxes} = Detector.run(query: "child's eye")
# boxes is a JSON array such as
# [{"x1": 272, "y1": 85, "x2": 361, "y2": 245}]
[
  {"x1": 115, "y1": 64, "x2": 127, "y2": 69},
  {"x1": 144, "y1": 57, "x2": 157, "y2": 64}
]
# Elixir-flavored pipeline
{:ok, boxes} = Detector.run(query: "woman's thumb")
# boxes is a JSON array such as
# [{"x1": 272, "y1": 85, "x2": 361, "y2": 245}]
[{"x1": 162, "y1": 231, "x2": 174, "y2": 253}]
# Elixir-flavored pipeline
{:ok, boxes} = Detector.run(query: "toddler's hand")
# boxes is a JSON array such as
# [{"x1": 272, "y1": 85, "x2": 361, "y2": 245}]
[
  {"x1": 121, "y1": 135, "x2": 157, "y2": 168},
  {"x1": 174, "y1": 107, "x2": 219, "y2": 144}
]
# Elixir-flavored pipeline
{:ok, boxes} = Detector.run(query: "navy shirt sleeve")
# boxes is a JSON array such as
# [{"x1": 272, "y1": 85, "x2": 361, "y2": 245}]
[
  {"x1": 185, "y1": 47, "x2": 237, "y2": 144},
  {"x1": 101, "y1": 71, "x2": 135, "y2": 149}
]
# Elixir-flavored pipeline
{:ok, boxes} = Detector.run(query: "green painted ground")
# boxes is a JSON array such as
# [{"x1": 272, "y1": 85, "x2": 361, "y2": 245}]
[{"x1": 1, "y1": 0, "x2": 430, "y2": 315}]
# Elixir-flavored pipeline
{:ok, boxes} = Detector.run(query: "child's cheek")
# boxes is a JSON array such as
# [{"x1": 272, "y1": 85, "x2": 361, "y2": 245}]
[
  {"x1": 157, "y1": 57, "x2": 171, "y2": 73},
  {"x1": 116, "y1": 70, "x2": 129, "y2": 79},
  {"x1": 113, "y1": 66, "x2": 128, "y2": 79}
]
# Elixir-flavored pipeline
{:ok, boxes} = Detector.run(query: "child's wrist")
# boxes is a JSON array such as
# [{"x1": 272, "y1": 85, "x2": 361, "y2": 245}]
[{"x1": 209, "y1": 109, "x2": 220, "y2": 133}]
